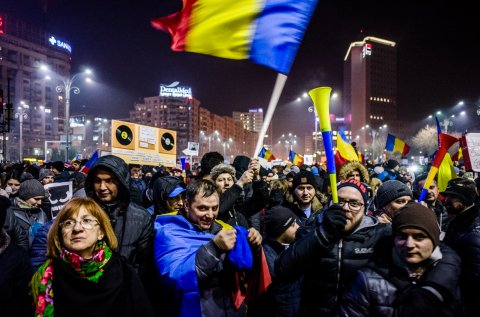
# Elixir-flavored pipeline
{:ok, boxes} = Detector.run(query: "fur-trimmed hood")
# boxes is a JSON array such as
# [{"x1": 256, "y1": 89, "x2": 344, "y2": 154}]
[{"x1": 339, "y1": 161, "x2": 370, "y2": 184}]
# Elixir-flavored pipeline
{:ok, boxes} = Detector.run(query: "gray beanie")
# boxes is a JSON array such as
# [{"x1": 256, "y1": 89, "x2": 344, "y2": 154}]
[
  {"x1": 38, "y1": 169, "x2": 55, "y2": 181},
  {"x1": 376, "y1": 180, "x2": 413, "y2": 209},
  {"x1": 210, "y1": 164, "x2": 236, "y2": 182},
  {"x1": 19, "y1": 179, "x2": 46, "y2": 200}
]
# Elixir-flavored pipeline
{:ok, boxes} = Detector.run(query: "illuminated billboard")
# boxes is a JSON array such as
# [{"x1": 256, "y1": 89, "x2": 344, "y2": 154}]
[
  {"x1": 159, "y1": 81, "x2": 192, "y2": 98},
  {"x1": 111, "y1": 120, "x2": 176, "y2": 167}
]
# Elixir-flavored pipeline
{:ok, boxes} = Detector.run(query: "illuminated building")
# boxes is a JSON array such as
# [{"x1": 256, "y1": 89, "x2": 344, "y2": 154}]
[
  {"x1": 0, "y1": 13, "x2": 71, "y2": 161},
  {"x1": 233, "y1": 108, "x2": 263, "y2": 132},
  {"x1": 343, "y1": 36, "x2": 397, "y2": 136}
]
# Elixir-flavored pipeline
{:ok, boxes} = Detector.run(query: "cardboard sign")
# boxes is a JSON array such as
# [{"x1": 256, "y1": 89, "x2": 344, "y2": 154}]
[
  {"x1": 460, "y1": 133, "x2": 480, "y2": 172},
  {"x1": 45, "y1": 182, "x2": 73, "y2": 218}
]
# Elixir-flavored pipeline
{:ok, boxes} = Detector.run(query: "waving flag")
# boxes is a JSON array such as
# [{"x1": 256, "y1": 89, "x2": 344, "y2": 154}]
[
  {"x1": 336, "y1": 132, "x2": 360, "y2": 162},
  {"x1": 79, "y1": 151, "x2": 99, "y2": 174},
  {"x1": 385, "y1": 134, "x2": 410, "y2": 156},
  {"x1": 258, "y1": 147, "x2": 276, "y2": 161},
  {"x1": 288, "y1": 150, "x2": 303, "y2": 167},
  {"x1": 152, "y1": 0, "x2": 318, "y2": 74}
]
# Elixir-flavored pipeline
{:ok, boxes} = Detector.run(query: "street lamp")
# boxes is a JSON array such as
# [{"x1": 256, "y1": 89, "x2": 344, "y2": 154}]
[
  {"x1": 15, "y1": 103, "x2": 29, "y2": 162},
  {"x1": 41, "y1": 65, "x2": 92, "y2": 161}
]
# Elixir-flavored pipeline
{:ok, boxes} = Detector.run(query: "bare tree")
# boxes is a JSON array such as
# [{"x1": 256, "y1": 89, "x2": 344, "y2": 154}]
[{"x1": 411, "y1": 125, "x2": 438, "y2": 155}]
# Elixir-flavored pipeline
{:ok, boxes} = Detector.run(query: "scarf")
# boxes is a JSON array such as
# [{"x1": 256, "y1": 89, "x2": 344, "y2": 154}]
[{"x1": 31, "y1": 241, "x2": 112, "y2": 317}]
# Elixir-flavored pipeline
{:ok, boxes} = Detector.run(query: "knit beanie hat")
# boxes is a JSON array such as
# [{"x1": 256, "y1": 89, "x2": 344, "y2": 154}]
[
  {"x1": 376, "y1": 180, "x2": 413, "y2": 209},
  {"x1": 38, "y1": 169, "x2": 55, "y2": 181},
  {"x1": 292, "y1": 171, "x2": 317, "y2": 191},
  {"x1": 264, "y1": 205, "x2": 296, "y2": 238},
  {"x1": 393, "y1": 202, "x2": 440, "y2": 248},
  {"x1": 19, "y1": 179, "x2": 46, "y2": 200},
  {"x1": 441, "y1": 184, "x2": 477, "y2": 207},
  {"x1": 337, "y1": 179, "x2": 369, "y2": 206},
  {"x1": 210, "y1": 163, "x2": 236, "y2": 182}
]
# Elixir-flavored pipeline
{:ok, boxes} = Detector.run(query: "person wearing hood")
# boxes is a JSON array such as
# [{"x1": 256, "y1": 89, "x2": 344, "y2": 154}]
[
  {"x1": 339, "y1": 202, "x2": 462, "y2": 317},
  {"x1": 8, "y1": 179, "x2": 47, "y2": 248},
  {"x1": 84, "y1": 155, "x2": 154, "y2": 279},
  {"x1": 151, "y1": 175, "x2": 186, "y2": 215}
]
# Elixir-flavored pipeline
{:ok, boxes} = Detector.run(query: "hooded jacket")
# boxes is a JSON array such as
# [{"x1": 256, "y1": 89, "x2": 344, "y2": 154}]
[
  {"x1": 338, "y1": 162, "x2": 370, "y2": 184},
  {"x1": 85, "y1": 155, "x2": 154, "y2": 277}
]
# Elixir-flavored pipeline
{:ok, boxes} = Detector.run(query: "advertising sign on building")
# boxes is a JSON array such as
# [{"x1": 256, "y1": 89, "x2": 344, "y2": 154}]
[
  {"x1": 159, "y1": 82, "x2": 192, "y2": 98},
  {"x1": 111, "y1": 119, "x2": 177, "y2": 167}
]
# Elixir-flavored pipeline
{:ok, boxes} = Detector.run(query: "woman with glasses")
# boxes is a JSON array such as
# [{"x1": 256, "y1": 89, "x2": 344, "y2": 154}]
[{"x1": 31, "y1": 197, "x2": 154, "y2": 317}]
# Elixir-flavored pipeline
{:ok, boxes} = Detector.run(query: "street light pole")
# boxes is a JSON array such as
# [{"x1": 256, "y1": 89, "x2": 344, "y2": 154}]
[{"x1": 15, "y1": 106, "x2": 28, "y2": 162}]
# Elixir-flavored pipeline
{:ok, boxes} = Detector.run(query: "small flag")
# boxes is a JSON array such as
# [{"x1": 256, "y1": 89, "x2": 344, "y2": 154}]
[
  {"x1": 79, "y1": 151, "x2": 99, "y2": 174},
  {"x1": 258, "y1": 147, "x2": 276, "y2": 161},
  {"x1": 151, "y1": 0, "x2": 319, "y2": 74},
  {"x1": 288, "y1": 150, "x2": 303, "y2": 167},
  {"x1": 385, "y1": 134, "x2": 410, "y2": 156}
]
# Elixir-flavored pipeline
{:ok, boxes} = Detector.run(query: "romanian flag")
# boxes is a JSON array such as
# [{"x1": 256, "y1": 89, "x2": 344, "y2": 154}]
[
  {"x1": 288, "y1": 150, "x2": 303, "y2": 167},
  {"x1": 151, "y1": 0, "x2": 318, "y2": 74},
  {"x1": 79, "y1": 151, "x2": 99, "y2": 174},
  {"x1": 336, "y1": 132, "x2": 360, "y2": 162},
  {"x1": 385, "y1": 134, "x2": 410, "y2": 156},
  {"x1": 438, "y1": 153, "x2": 457, "y2": 192},
  {"x1": 258, "y1": 147, "x2": 276, "y2": 161}
]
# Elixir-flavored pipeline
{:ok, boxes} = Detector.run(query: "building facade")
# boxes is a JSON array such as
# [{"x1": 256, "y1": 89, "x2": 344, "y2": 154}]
[
  {"x1": 0, "y1": 13, "x2": 72, "y2": 161},
  {"x1": 232, "y1": 108, "x2": 264, "y2": 132}
]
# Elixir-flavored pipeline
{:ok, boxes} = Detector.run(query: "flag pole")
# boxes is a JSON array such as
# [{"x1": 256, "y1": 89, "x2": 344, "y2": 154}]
[{"x1": 254, "y1": 73, "x2": 288, "y2": 157}]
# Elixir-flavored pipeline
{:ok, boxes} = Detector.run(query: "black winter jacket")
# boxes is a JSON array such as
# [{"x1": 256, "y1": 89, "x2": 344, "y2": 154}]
[
  {"x1": 85, "y1": 155, "x2": 154, "y2": 278},
  {"x1": 3, "y1": 207, "x2": 29, "y2": 250},
  {"x1": 276, "y1": 213, "x2": 390, "y2": 317},
  {"x1": 443, "y1": 203, "x2": 480, "y2": 317}
]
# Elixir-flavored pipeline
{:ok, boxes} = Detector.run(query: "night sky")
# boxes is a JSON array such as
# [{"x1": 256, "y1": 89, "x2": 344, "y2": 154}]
[{"x1": 3, "y1": 0, "x2": 479, "y2": 143}]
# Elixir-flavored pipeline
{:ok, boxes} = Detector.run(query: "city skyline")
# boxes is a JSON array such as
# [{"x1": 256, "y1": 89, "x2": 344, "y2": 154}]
[{"x1": 3, "y1": 0, "x2": 479, "y2": 144}]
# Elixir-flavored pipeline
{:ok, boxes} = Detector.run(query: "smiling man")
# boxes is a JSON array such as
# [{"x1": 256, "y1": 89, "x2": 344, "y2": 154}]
[{"x1": 154, "y1": 179, "x2": 262, "y2": 317}]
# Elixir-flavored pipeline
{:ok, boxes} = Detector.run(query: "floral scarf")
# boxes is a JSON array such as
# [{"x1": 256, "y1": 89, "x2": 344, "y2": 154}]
[{"x1": 31, "y1": 241, "x2": 112, "y2": 317}]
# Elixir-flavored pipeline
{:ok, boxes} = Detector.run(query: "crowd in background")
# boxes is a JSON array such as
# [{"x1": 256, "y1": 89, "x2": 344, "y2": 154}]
[{"x1": 0, "y1": 152, "x2": 479, "y2": 317}]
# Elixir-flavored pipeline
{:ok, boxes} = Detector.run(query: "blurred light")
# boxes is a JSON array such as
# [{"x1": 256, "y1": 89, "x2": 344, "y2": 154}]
[
  {"x1": 436, "y1": 111, "x2": 442, "y2": 115},
  {"x1": 428, "y1": 115, "x2": 433, "y2": 119},
  {"x1": 460, "y1": 111, "x2": 466, "y2": 115},
  {"x1": 407, "y1": 164, "x2": 419, "y2": 173},
  {"x1": 451, "y1": 114, "x2": 455, "y2": 118}
]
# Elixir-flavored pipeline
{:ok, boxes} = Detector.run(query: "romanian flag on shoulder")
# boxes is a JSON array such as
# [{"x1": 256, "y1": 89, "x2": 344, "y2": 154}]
[
  {"x1": 258, "y1": 147, "x2": 276, "y2": 161},
  {"x1": 79, "y1": 151, "x2": 99, "y2": 174},
  {"x1": 288, "y1": 150, "x2": 303, "y2": 167},
  {"x1": 151, "y1": 0, "x2": 318, "y2": 74},
  {"x1": 385, "y1": 134, "x2": 410, "y2": 156}
]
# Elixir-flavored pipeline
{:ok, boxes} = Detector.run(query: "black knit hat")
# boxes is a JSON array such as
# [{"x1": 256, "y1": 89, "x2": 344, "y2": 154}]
[
  {"x1": 292, "y1": 171, "x2": 317, "y2": 191},
  {"x1": 385, "y1": 159, "x2": 400, "y2": 170},
  {"x1": 264, "y1": 205, "x2": 296, "y2": 238},
  {"x1": 393, "y1": 202, "x2": 440, "y2": 248},
  {"x1": 441, "y1": 184, "x2": 477, "y2": 207},
  {"x1": 19, "y1": 179, "x2": 45, "y2": 200},
  {"x1": 376, "y1": 180, "x2": 413, "y2": 209},
  {"x1": 337, "y1": 179, "x2": 369, "y2": 205}
]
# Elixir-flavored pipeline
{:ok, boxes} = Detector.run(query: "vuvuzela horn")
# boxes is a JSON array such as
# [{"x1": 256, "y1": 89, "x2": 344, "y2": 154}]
[
  {"x1": 418, "y1": 133, "x2": 458, "y2": 202},
  {"x1": 308, "y1": 87, "x2": 338, "y2": 203}
]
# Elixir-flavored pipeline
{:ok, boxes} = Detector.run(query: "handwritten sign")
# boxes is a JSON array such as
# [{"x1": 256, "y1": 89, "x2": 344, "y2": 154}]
[{"x1": 461, "y1": 133, "x2": 480, "y2": 172}]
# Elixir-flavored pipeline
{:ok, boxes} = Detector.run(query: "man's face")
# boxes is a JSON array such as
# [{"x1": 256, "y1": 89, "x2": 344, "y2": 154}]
[
  {"x1": 337, "y1": 186, "x2": 365, "y2": 234},
  {"x1": 41, "y1": 175, "x2": 54, "y2": 185},
  {"x1": 185, "y1": 191, "x2": 219, "y2": 230},
  {"x1": 444, "y1": 195, "x2": 465, "y2": 215},
  {"x1": 383, "y1": 196, "x2": 412, "y2": 218},
  {"x1": 130, "y1": 167, "x2": 141, "y2": 179},
  {"x1": 26, "y1": 196, "x2": 43, "y2": 208},
  {"x1": 394, "y1": 228, "x2": 434, "y2": 266},
  {"x1": 347, "y1": 169, "x2": 361, "y2": 182},
  {"x1": 72, "y1": 162, "x2": 80, "y2": 171},
  {"x1": 294, "y1": 184, "x2": 315, "y2": 207},
  {"x1": 417, "y1": 180, "x2": 439, "y2": 203},
  {"x1": 93, "y1": 169, "x2": 120, "y2": 203},
  {"x1": 278, "y1": 221, "x2": 299, "y2": 244},
  {"x1": 215, "y1": 173, "x2": 234, "y2": 193},
  {"x1": 165, "y1": 195, "x2": 184, "y2": 213}
]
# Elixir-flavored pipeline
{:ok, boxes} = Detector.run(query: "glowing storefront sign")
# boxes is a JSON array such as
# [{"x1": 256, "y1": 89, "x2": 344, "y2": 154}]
[
  {"x1": 0, "y1": 16, "x2": 4, "y2": 34},
  {"x1": 159, "y1": 82, "x2": 192, "y2": 98},
  {"x1": 48, "y1": 36, "x2": 72, "y2": 53},
  {"x1": 362, "y1": 43, "x2": 372, "y2": 58}
]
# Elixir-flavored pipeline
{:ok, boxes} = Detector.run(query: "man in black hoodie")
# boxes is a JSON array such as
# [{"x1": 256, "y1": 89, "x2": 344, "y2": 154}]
[{"x1": 85, "y1": 155, "x2": 154, "y2": 279}]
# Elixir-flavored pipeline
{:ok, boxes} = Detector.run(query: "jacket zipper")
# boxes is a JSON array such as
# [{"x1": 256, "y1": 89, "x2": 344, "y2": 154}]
[{"x1": 334, "y1": 239, "x2": 343, "y2": 306}]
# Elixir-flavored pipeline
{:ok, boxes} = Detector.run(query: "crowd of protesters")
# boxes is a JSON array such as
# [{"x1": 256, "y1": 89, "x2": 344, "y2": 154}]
[{"x1": 0, "y1": 152, "x2": 479, "y2": 317}]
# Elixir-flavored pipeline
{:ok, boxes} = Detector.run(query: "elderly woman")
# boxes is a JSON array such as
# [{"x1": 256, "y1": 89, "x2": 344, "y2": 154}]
[
  {"x1": 31, "y1": 197, "x2": 154, "y2": 317},
  {"x1": 338, "y1": 202, "x2": 462, "y2": 317}
]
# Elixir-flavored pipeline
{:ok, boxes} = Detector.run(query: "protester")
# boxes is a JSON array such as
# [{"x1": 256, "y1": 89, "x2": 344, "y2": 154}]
[
  {"x1": 371, "y1": 180, "x2": 413, "y2": 223},
  {"x1": 0, "y1": 195, "x2": 34, "y2": 317},
  {"x1": 31, "y1": 197, "x2": 155, "y2": 317},
  {"x1": 198, "y1": 151, "x2": 224, "y2": 179},
  {"x1": 51, "y1": 161, "x2": 70, "y2": 182},
  {"x1": 151, "y1": 175, "x2": 186, "y2": 215},
  {"x1": 414, "y1": 174, "x2": 449, "y2": 232},
  {"x1": 154, "y1": 179, "x2": 262, "y2": 317},
  {"x1": 442, "y1": 178, "x2": 480, "y2": 317},
  {"x1": 339, "y1": 202, "x2": 462, "y2": 317},
  {"x1": 38, "y1": 169, "x2": 55, "y2": 186},
  {"x1": 129, "y1": 164, "x2": 147, "y2": 205}
]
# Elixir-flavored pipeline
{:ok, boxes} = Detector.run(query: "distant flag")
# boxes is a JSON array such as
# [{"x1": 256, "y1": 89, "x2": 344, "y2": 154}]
[
  {"x1": 452, "y1": 147, "x2": 463, "y2": 162},
  {"x1": 336, "y1": 132, "x2": 360, "y2": 162},
  {"x1": 435, "y1": 116, "x2": 442, "y2": 146},
  {"x1": 258, "y1": 147, "x2": 276, "y2": 161},
  {"x1": 79, "y1": 151, "x2": 99, "y2": 174},
  {"x1": 288, "y1": 150, "x2": 303, "y2": 167},
  {"x1": 151, "y1": 0, "x2": 319, "y2": 75},
  {"x1": 385, "y1": 134, "x2": 410, "y2": 156}
]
